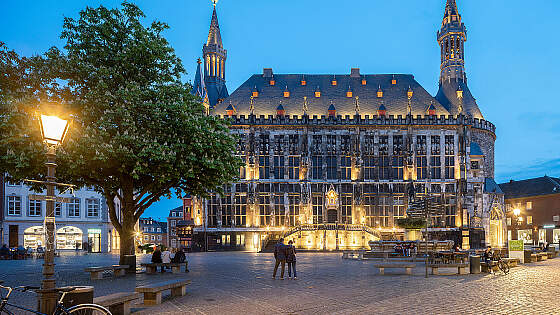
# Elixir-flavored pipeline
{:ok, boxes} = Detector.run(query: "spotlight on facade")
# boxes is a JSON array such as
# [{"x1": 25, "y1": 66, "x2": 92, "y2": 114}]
[{"x1": 513, "y1": 208, "x2": 521, "y2": 216}]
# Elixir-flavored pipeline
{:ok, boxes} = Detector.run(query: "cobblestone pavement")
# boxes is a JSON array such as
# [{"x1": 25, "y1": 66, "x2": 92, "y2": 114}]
[{"x1": 1, "y1": 252, "x2": 560, "y2": 314}]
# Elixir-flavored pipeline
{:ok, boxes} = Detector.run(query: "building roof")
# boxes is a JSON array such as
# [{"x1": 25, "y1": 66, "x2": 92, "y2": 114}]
[
  {"x1": 498, "y1": 176, "x2": 560, "y2": 199},
  {"x1": 436, "y1": 79, "x2": 483, "y2": 119},
  {"x1": 215, "y1": 72, "x2": 450, "y2": 117},
  {"x1": 168, "y1": 206, "x2": 182, "y2": 218},
  {"x1": 470, "y1": 142, "x2": 484, "y2": 156},
  {"x1": 484, "y1": 178, "x2": 503, "y2": 194},
  {"x1": 206, "y1": 7, "x2": 222, "y2": 47}
]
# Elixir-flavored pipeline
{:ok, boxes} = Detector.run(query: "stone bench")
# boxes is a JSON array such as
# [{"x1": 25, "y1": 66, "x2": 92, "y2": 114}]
[
  {"x1": 537, "y1": 253, "x2": 548, "y2": 261},
  {"x1": 373, "y1": 263, "x2": 415, "y2": 275},
  {"x1": 428, "y1": 263, "x2": 468, "y2": 275},
  {"x1": 481, "y1": 261, "x2": 498, "y2": 273},
  {"x1": 85, "y1": 265, "x2": 129, "y2": 280},
  {"x1": 502, "y1": 258, "x2": 520, "y2": 267},
  {"x1": 94, "y1": 292, "x2": 140, "y2": 315},
  {"x1": 141, "y1": 262, "x2": 189, "y2": 274},
  {"x1": 342, "y1": 250, "x2": 365, "y2": 260},
  {"x1": 135, "y1": 279, "x2": 191, "y2": 305}
]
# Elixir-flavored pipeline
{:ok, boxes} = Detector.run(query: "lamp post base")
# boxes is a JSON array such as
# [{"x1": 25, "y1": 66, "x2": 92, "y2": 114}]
[{"x1": 37, "y1": 289, "x2": 58, "y2": 314}]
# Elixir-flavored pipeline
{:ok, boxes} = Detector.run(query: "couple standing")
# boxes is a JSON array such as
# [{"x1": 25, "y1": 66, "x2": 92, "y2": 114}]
[{"x1": 272, "y1": 238, "x2": 297, "y2": 280}]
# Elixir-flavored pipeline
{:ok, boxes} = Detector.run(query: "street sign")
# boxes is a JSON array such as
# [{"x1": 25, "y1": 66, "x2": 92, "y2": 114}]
[{"x1": 29, "y1": 194, "x2": 72, "y2": 203}]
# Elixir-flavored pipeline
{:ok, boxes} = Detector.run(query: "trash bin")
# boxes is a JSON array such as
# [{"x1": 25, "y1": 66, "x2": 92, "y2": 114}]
[
  {"x1": 60, "y1": 286, "x2": 93, "y2": 308},
  {"x1": 470, "y1": 255, "x2": 481, "y2": 274},
  {"x1": 122, "y1": 254, "x2": 137, "y2": 274}
]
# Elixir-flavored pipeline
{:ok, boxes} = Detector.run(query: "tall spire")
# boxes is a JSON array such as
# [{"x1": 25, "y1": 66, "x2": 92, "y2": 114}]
[
  {"x1": 192, "y1": 58, "x2": 210, "y2": 114},
  {"x1": 435, "y1": 0, "x2": 483, "y2": 119},
  {"x1": 203, "y1": 1, "x2": 228, "y2": 107},
  {"x1": 437, "y1": 0, "x2": 467, "y2": 83}
]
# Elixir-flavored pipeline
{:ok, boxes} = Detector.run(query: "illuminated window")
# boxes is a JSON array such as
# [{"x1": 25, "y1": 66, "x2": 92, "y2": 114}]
[
  {"x1": 391, "y1": 79, "x2": 397, "y2": 85},
  {"x1": 331, "y1": 79, "x2": 337, "y2": 86},
  {"x1": 526, "y1": 202, "x2": 532, "y2": 210},
  {"x1": 527, "y1": 216, "x2": 532, "y2": 225},
  {"x1": 283, "y1": 91, "x2": 290, "y2": 98},
  {"x1": 361, "y1": 79, "x2": 367, "y2": 85},
  {"x1": 346, "y1": 91, "x2": 352, "y2": 98},
  {"x1": 301, "y1": 80, "x2": 306, "y2": 86},
  {"x1": 269, "y1": 80, "x2": 275, "y2": 86},
  {"x1": 252, "y1": 91, "x2": 258, "y2": 97},
  {"x1": 315, "y1": 91, "x2": 321, "y2": 98},
  {"x1": 377, "y1": 88, "x2": 383, "y2": 98}
]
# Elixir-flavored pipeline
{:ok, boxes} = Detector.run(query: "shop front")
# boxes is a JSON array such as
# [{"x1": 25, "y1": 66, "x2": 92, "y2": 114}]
[
  {"x1": 87, "y1": 228, "x2": 102, "y2": 253},
  {"x1": 24, "y1": 225, "x2": 84, "y2": 250}
]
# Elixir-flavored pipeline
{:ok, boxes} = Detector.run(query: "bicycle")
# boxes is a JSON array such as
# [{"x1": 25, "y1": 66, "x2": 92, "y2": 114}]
[
  {"x1": 494, "y1": 254, "x2": 510, "y2": 275},
  {"x1": 0, "y1": 285, "x2": 111, "y2": 315}
]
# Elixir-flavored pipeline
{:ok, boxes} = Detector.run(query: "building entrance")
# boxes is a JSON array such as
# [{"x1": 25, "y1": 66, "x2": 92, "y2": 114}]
[
  {"x1": 9, "y1": 225, "x2": 18, "y2": 247},
  {"x1": 88, "y1": 229, "x2": 101, "y2": 253}
]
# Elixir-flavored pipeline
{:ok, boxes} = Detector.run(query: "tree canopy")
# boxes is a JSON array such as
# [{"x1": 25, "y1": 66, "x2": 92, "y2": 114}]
[{"x1": 1, "y1": 2, "x2": 242, "y2": 258}]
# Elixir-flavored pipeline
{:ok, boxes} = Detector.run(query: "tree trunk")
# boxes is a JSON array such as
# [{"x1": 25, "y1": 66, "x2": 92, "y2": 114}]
[{"x1": 118, "y1": 206, "x2": 137, "y2": 272}]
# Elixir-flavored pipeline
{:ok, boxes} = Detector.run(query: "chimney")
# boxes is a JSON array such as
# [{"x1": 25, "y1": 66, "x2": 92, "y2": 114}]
[
  {"x1": 263, "y1": 68, "x2": 273, "y2": 78},
  {"x1": 350, "y1": 68, "x2": 360, "y2": 78}
]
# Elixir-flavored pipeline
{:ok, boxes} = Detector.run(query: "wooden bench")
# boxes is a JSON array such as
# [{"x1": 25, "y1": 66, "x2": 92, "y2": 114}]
[
  {"x1": 502, "y1": 257, "x2": 520, "y2": 267},
  {"x1": 537, "y1": 253, "x2": 548, "y2": 261},
  {"x1": 135, "y1": 280, "x2": 191, "y2": 305},
  {"x1": 141, "y1": 262, "x2": 189, "y2": 274},
  {"x1": 94, "y1": 292, "x2": 140, "y2": 315},
  {"x1": 373, "y1": 264, "x2": 415, "y2": 275},
  {"x1": 85, "y1": 265, "x2": 129, "y2": 280},
  {"x1": 428, "y1": 263, "x2": 468, "y2": 275}
]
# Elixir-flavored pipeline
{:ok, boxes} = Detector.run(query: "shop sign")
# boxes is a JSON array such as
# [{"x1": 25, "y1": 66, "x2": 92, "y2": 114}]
[
  {"x1": 508, "y1": 239, "x2": 524, "y2": 263},
  {"x1": 88, "y1": 228, "x2": 102, "y2": 234}
]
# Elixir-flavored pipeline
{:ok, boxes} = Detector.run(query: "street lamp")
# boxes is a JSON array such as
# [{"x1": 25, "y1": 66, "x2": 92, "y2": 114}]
[
  {"x1": 38, "y1": 110, "x2": 69, "y2": 313},
  {"x1": 513, "y1": 208, "x2": 521, "y2": 216}
]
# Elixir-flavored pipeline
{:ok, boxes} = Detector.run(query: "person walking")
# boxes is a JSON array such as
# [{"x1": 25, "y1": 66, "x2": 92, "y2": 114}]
[
  {"x1": 286, "y1": 240, "x2": 297, "y2": 280},
  {"x1": 272, "y1": 238, "x2": 287, "y2": 280}
]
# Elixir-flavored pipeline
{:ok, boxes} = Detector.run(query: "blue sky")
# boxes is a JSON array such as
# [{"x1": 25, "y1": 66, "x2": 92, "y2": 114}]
[{"x1": 2, "y1": 0, "x2": 559, "y2": 221}]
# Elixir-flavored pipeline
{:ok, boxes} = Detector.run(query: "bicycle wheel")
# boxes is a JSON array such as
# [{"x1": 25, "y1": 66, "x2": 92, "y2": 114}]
[
  {"x1": 498, "y1": 260, "x2": 510, "y2": 275},
  {"x1": 66, "y1": 303, "x2": 111, "y2": 315}
]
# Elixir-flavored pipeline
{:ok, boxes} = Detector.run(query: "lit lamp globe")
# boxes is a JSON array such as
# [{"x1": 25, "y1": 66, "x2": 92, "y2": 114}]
[{"x1": 39, "y1": 114, "x2": 70, "y2": 146}]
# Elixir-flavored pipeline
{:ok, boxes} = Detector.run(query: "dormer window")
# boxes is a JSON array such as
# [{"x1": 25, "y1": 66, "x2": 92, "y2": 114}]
[
  {"x1": 427, "y1": 103, "x2": 436, "y2": 116},
  {"x1": 252, "y1": 91, "x2": 259, "y2": 97},
  {"x1": 407, "y1": 86, "x2": 413, "y2": 99},
  {"x1": 377, "y1": 86, "x2": 383, "y2": 98},
  {"x1": 269, "y1": 79, "x2": 275, "y2": 86},
  {"x1": 276, "y1": 104, "x2": 285, "y2": 116},
  {"x1": 328, "y1": 103, "x2": 336, "y2": 117},
  {"x1": 283, "y1": 86, "x2": 290, "y2": 98},
  {"x1": 346, "y1": 91, "x2": 353, "y2": 98},
  {"x1": 331, "y1": 76, "x2": 337, "y2": 86},
  {"x1": 361, "y1": 79, "x2": 367, "y2": 85},
  {"x1": 377, "y1": 103, "x2": 387, "y2": 116},
  {"x1": 315, "y1": 91, "x2": 321, "y2": 98},
  {"x1": 301, "y1": 80, "x2": 306, "y2": 86},
  {"x1": 391, "y1": 79, "x2": 397, "y2": 85},
  {"x1": 226, "y1": 103, "x2": 236, "y2": 116}
]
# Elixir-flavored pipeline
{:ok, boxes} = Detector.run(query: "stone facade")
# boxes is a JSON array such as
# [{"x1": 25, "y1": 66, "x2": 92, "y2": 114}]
[{"x1": 190, "y1": 0, "x2": 506, "y2": 250}]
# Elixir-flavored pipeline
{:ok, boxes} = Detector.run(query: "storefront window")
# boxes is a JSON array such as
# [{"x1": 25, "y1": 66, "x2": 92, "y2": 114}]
[
  {"x1": 57, "y1": 226, "x2": 83, "y2": 250},
  {"x1": 538, "y1": 229, "x2": 546, "y2": 244},
  {"x1": 88, "y1": 228, "x2": 102, "y2": 252},
  {"x1": 517, "y1": 229, "x2": 533, "y2": 244},
  {"x1": 24, "y1": 226, "x2": 45, "y2": 248},
  {"x1": 554, "y1": 229, "x2": 560, "y2": 244}
]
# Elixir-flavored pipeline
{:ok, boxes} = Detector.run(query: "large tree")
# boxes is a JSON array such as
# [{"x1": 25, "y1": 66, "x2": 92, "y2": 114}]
[{"x1": 1, "y1": 3, "x2": 241, "y2": 263}]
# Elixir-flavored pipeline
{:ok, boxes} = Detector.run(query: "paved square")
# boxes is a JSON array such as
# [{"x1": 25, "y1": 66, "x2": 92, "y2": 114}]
[{"x1": 1, "y1": 252, "x2": 560, "y2": 314}]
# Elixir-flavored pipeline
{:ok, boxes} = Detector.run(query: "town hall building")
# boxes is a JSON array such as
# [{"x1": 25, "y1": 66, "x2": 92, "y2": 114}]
[{"x1": 190, "y1": 0, "x2": 506, "y2": 251}]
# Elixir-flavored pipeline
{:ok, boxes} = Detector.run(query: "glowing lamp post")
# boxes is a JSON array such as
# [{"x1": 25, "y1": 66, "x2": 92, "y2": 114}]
[{"x1": 38, "y1": 112, "x2": 69, "y2": 313}]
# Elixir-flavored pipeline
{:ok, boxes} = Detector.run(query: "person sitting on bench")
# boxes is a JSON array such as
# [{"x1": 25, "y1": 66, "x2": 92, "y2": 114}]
[{"x1": 483, "y1": 246, "x2": 493, "y2": 274}]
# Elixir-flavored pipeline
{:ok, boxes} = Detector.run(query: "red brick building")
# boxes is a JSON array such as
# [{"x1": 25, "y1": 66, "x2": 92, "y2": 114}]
[{"x1": 499, "y1": 176, "x2": 560, "y2": 245}]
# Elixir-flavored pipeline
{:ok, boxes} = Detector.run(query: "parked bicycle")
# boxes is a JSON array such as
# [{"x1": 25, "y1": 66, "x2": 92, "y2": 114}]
[
  {"x1": 0, "y1": 285, "x2": 111, "y2": 315},
  {"x1": 494, "y1": 253, "x2": 510, "y2": 275}
]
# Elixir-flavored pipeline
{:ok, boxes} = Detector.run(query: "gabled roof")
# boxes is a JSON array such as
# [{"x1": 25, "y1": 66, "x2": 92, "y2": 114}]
[
  {"x1": 216, "y1": 73, "x2": 449, "y2": 117},
  {"x1": 470, "y1": 142, "x2": 484, "y2": 156},
  {"x1": 484, "y1": 178, "x2": 503, "y2": 194},
  {"x1": 498, "y1": 176, "x2": 560, "y2": 199}
]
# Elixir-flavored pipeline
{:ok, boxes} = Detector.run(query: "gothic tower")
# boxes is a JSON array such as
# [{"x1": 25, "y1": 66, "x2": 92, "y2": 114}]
[
  {"x1": 435, "y1": 0, "x2": 483, "y2": 118},
  {"x1": 203, "y1": 1, "x2": 228, "y2": 107}
]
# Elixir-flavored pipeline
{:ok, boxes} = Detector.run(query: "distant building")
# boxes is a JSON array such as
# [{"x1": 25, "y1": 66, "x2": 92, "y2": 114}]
[
  {"x1": 2, "y1": 180, "x2": 112, "y2": 252},
  {"x1": 167, "y1": 206, "x2": 183, "y2": 248},
  {"x1": 189, "y1": 0, "x2": 506, "y2": 251},
  {"x1": 138, "y1": 217, "x2": 167, "y2": 246},
  {"x1": 499, "y1": 176, "x2": 560, "y2": 245}
]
